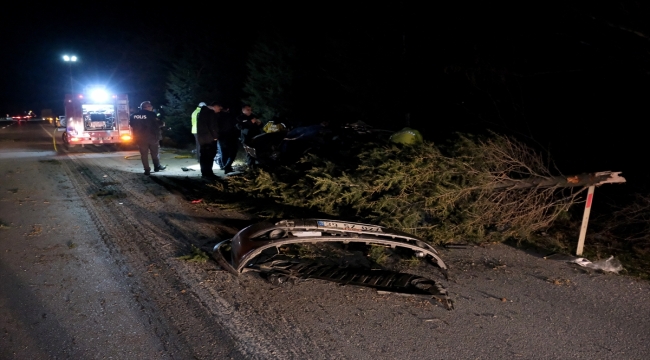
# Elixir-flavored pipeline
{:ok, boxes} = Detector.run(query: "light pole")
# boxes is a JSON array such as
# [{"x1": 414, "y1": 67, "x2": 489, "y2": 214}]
[{"x1": 62, "y1": 55, "x2": 77, "y2": 94}]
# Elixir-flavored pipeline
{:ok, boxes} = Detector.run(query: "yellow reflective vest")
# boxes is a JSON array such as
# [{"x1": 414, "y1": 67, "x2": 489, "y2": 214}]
[{"x1": 191, "y1": 106, "x2": 201, "y2": 134}]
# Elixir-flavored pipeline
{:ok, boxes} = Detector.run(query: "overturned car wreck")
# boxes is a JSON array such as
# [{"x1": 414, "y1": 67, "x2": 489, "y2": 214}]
[{"x1": 213, "y1": 219, "x2": 453, "y2": 309}]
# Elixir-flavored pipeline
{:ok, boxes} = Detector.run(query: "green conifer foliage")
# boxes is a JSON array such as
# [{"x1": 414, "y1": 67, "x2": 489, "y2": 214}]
[
  {"x1": 242, "y1": 39, "x2": 297, "y2": 122},
  {"x1": 164, "y1": 49, "x2": 224, "y2": 146},
  {"x1": 226, "y1": 134, "x2": 579, "y2": 244},
  {"x1": 164, "y1": 55, "x2": 203, "y2": 145}
]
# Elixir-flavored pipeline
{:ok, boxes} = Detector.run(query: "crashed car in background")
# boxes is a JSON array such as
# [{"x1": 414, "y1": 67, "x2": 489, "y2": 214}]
[{"x1": 213, "y1": 219, "x2": 453, "y2": 309}]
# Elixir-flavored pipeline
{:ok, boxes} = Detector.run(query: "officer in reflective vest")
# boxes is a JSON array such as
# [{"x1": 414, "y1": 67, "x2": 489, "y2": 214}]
[{"x1": 191, "y1": 102, "x2": 206, "y2": 161}]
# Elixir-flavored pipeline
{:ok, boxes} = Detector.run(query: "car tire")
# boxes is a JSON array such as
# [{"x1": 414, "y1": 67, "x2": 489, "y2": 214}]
[{"x1": 61, "y1": 132, "x2": 74, "y2": 150}]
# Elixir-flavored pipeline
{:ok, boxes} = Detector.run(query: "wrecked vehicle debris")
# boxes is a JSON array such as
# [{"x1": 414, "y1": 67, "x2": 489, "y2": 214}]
[
  {"x1": 213, "y1": 219, "x2": 449, "y2": 276},
  {"x1": 213, "y1": 219, "x2": 453, "y2": 309},
  {"x1": 571, "y1": 256, "x2": 623, "y2": 273},
  {"x1": 259, "y1": 259, "x2": 454, "y2": 309}
]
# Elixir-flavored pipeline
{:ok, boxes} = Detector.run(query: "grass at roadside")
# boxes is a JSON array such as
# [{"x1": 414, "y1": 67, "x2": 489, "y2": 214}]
[{"x1": 178, "y1": 245, "x2": 210, "y2": 263}]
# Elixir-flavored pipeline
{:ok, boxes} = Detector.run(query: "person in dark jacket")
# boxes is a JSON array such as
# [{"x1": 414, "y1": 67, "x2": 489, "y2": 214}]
[
  {"x1": 130, "y1": 101, "x2": 166, "y2": 175},
  {"x1": 236, "y1": 104, "x2": 262, "y2": 166},
  {"x1": 236, "y1": 105, "x2": 262, "y2": 144},
  {"x1": 196, "y1": 103, "x2": 222, "y2": 179},
  {"x1": 215, "y1": 108, "x2": 240, "y2": 174}
]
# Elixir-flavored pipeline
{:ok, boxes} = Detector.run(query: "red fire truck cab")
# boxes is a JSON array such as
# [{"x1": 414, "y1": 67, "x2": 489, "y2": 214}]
[{"x1": 61, "y1": 92, "x2": 132, "y2": 148}]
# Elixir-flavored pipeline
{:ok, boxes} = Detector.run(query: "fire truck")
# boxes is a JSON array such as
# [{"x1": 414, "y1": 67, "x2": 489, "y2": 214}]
[{"x1": 61, "y1": 91, "x2": 132, "y2": 148}]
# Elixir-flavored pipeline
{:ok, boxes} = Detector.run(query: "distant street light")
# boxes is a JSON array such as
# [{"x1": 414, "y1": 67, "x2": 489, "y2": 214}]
[{"x1": 62, "y1": 55, "x2": 78, "y2": 94}]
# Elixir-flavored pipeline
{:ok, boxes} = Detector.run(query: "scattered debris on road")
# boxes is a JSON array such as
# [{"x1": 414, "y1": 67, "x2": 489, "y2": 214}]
[
  {"x1": 546, "y1": 278, "x2": 571, "y2": 286},
  {"x1": 545, "y1": 253, "x2": 624, "y2": 273},
  {"x1": 0, "y1": 220, "x2": 10, "y2": 230},
  {"x1": 27, "y1": 225, "x2": 42, "y2": 237},
  {"x1": 571, "y1": 256, "x2": 623, "y2": 273}
]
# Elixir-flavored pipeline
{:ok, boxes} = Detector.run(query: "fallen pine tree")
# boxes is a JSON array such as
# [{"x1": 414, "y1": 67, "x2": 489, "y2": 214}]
[{"x1": 222, "y1": 133, "x2": 587, "y2": 244}]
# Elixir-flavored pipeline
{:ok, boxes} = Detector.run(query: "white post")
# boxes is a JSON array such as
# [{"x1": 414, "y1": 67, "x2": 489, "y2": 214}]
[{"x1": 576, "y1": 185, "x2": 596, "y2": 256}]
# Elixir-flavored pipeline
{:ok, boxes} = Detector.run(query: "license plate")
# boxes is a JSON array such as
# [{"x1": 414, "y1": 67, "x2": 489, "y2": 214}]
[
  {"x1": 292, "y1": 231, "x2": 323, "y2": 237},
  {"x1": 317, "y1": 221, "x2": 383, "y2": 232},
  {"x1": 91, "y1": 122, "x2": 105, "y2": 127}
]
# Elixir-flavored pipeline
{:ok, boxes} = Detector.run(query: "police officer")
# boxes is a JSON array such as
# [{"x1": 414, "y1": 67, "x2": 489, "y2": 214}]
[{"x1": 130, "y1": 101, "x2": 166, "y2": 175}]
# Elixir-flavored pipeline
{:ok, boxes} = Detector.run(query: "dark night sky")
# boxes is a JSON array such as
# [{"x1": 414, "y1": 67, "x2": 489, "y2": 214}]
[{"x1": 2, "y1": 2, "x2": 649, "y2": 191}]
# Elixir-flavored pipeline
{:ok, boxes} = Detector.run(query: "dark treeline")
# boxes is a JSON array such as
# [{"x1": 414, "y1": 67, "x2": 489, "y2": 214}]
[{"x1": 3, "y1": 2, "x2": 650, "y2": 189}]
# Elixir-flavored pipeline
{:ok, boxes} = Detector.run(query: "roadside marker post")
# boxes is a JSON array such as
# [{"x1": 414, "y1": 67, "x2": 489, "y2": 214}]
[
  {"x1": 576, "y1": 185, "x2": 595, "y2": 256},
  {"x1": 572, "y1": 172, "x2": 626, "y2": 256}
]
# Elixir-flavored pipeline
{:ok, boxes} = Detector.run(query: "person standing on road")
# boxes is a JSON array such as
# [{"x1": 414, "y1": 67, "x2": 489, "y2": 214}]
[
  {"x1": 215, "y1": 107, "x2": 239, "y2": 174},
  {"x1": 191, "y1": 102, "x2": 206, "y2": 162},
  {"x1": 214, "y1": 106, "x2": 231, "y2": 171},
  {"x1": 129, "y1": 101, "x2": 167, "y2": 176},
  {"x1": 236, "y1": 104, "x2": 262, "y2": 166},
  {"x1": 197, "y1": 102, "x2": 222, "y2": 179}
]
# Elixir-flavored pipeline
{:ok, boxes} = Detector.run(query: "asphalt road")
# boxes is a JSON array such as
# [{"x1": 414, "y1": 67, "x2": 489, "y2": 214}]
[{"x1": 1, "y1": 120, "x2": 649, "y2": 359}]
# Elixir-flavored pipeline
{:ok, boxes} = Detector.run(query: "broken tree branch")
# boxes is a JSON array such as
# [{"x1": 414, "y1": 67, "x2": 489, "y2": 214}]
[{"x1": 489, "y1": 171, "x2": 626, "y2": 190}]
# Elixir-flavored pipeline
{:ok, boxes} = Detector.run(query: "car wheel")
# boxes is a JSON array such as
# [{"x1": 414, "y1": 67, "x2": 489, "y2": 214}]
[{"x1": 62, "y1": 132, "x2": 74, "y2": 149}]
